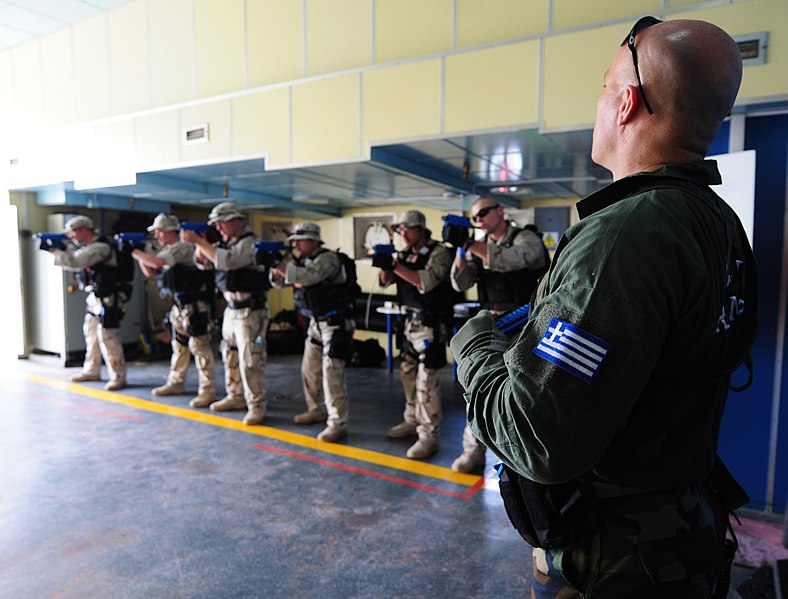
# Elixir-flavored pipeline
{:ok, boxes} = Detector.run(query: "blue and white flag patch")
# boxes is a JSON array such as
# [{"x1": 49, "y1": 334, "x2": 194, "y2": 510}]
[{"x1": 533, "y1": 318, "x2": 610, "y2": 383}]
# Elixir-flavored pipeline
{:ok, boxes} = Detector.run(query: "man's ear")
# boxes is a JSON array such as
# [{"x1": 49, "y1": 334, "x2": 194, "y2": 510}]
[{"x1": 617, "y1": 85, "x2": 639, "y2": 125}]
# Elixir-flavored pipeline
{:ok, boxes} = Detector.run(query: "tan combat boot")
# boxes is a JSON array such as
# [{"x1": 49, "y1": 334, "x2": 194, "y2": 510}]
[
  {"x1": 242, "y1": 405, "x2": 266, "y2": 426},
  {"x1": 450, "y1": 448, "x2": 486, "y2": 473},
  {"x1": 151, "y1": 382, "x2": 186, "y2": 396},
  {"x1": 294, "y1": 409, "x2": 327, "y2": 425},
  {"x1": 317, "y1": 426, "x2": 347, "y2": 443},
  {"x1": 210, "y1": 395, "x2": 247, "y2": 412},
  {"x1": 70, "y1": 372, "x2": 100, "y2": 383},
  {"x1": 189, "y1": 390, "x2": 217, "y2": 408},
  {"x1": 387, "y1": 421, "x2": 418, "y2": 439},
  {"x1": 406, "y1": 437, "x2": 439, "y2": 459},
  {"x1": 104, "y1": 378, "x2": 127, "y2": 392}
]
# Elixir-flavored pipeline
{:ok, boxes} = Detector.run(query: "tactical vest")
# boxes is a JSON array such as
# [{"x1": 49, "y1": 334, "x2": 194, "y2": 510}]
[
  {"x1": 156, "y1": 263, "x2": 214, "y2": 302},
  {"x1": 76, "y1": 235, "x2": 120, "y2": 298},
  {"x1": 396, "y1": 241, "x2": 461, "y2": 321},
  {"x1": 214, "y1": 232, "x2": 269, "y2": 294},
  {"x1": 293, "y1": 248, "x2": 353, "y2": 317},
  {"x1": 475, "y1": 225, "x2": 550, "y2": 311}
]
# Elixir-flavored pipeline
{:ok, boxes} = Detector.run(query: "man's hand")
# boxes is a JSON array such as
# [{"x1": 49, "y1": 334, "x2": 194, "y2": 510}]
[
  {"x1": 37, "y1": 237, "x2": 64, "y2": 252},
  {"x1": 371, "y1": 252, "x2": 396, "y2": 271},
  {"x1": 180, "y1": 229, "x2": 199, "y2": 245}
]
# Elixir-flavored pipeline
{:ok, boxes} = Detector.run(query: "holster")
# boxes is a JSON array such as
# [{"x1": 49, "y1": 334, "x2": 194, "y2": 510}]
[
  {"x1": 328, "y1": 326, "x2": 353, "y2": 362},
  {"x1": 497, "y1": 463, "x2": 596, "y2": 550}
]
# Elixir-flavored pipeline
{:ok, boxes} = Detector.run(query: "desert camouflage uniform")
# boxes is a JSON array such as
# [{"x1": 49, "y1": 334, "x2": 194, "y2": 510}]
[
  {"x1": 53, "y1": 239, "x2": 127, "y2": 384},
  {"x1": 157, "y1": 240, "x2": 216, "y2": 398},
  {"x1": 214, "y1": 227, "x2": 269, "y2": 412},
  {"x1": 278, "y1": 249, "x2": 354, "y2": 431},
  {"x1": 383, "y1": 241, "x2": 454, "y2": 442},
  {"x1": 451, "y1": 162, "x2": 757, "y2": 598},
  {"x1": 450, "y1": 224, "x2": 549, "y2": 462}
]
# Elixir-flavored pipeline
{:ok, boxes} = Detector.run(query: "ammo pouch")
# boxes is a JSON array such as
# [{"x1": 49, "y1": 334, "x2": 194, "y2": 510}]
[
  {"x1": 422, "y1": 341, "x2": 447, "y2": 369},
  {"x1": 497, "y1": 463, "x2": 596, "y2": 550},
  {"x1": 187, "y1": 310, "x2": 210, "y2": 337},
  {"x1": 328, "y1": 326, "x2": 353, "y2": 362}
]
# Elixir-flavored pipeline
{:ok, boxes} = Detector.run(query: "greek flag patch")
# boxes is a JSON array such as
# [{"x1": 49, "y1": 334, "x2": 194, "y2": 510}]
[{"x1": 533, "y1": 318, "x2": 610, "y2": 383}]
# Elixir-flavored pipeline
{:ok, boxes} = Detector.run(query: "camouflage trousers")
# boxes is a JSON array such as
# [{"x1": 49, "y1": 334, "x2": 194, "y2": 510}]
[
  {"x1": 221, "y1": 305, "x2": 269, "y2": 410},
  {"x1": 166, "y1": 302, "x2": 216, "y2": 395},
  {"x1": 302, "y1": 316, "x2": 353, "y2": 430},
  {"x1": 531, "y1": 484, "x2": 728, "y2": 598},
  {"x1": 81, "y1": 293, "x2": 126, "y2": 382},
  {"x1": 399, "y1": 318, "x2": 443, "y2": 439}
]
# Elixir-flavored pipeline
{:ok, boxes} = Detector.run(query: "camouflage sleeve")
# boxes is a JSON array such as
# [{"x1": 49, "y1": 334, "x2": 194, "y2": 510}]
[
  {"x1": 450, "y1": 253, "x2": 479, "y2": 292},
  {"x1": 285, "y1": 251, "x2": 341, "y2": 287},
  {"x1": 53, "y1": 241, "x2": 112, "y2": 271},
  {"x1": 214, "y1": 235, "x2": 255, "y2": 270},
  {"x1": 164, "y1": 241, "x2": 196, "y2": 268},
  {"x1": 487, "y1": 229, "x2": 547, "y2": 272},
  {"x1": 417, "y1": 244, "x2": 451, "y2": 294}
]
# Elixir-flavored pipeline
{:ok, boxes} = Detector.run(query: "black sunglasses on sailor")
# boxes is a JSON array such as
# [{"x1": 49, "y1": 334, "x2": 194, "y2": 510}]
[
  {"x1": 472, "y1": 205, "x2": 500, "y2": 222},
  {"x1": 621, "y1": 16, "x2": 662, "y2": 115}
]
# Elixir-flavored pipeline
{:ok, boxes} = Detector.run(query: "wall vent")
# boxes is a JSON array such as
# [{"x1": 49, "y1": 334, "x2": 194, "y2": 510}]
[
  {"x1": 734, "y1": 32, "x2": 768, "y2": 66},
  {"x1": 183, "y1": 123, "x2": 209, "y2": 146}
]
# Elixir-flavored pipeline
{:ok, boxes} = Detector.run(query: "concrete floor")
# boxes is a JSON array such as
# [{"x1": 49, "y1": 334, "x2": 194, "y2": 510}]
[
  {"x1": 1, "y1": 353, "x2": 532, "y2": 599},
  {"x1": 0, "y1": 352, "x2": 778, "y2": 598}
]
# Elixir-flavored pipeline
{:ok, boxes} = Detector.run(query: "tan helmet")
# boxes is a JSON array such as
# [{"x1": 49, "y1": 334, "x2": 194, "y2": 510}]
[
  {"x1": 287, "y1": 221, "x2": 323, "y2": 243},
  {"x1": 147, "y1": 213, "x2": 180, "y2": 232},
  {"x1": 396, "y1": 210, "x2": 427, "y2": 228},
  {"x1": 63, "y1": 215, "x2": 95, "y2": 232},
  {"x1": 207, "y1": 201, "x2": 246, "y2": 225}
]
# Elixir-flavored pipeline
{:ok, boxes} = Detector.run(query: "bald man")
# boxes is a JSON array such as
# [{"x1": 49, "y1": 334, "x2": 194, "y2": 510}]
[{"x1": 452, "y1": 18, "x2": 757, "y2": 598}]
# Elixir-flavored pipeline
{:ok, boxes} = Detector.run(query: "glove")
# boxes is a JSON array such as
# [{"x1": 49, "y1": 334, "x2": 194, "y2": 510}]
[
  {"x1": 371, "y1": 252, "x2": 395, "y2": 271},
  {"x1": 255, "y1": 250, "x2": 282, "y2": 268},
  {"x1": 442, "y1": 223, "x2": 469, "y2": 248},
  {"x1": 38, "y1": 238, "x2": 63, "y2": 252}
]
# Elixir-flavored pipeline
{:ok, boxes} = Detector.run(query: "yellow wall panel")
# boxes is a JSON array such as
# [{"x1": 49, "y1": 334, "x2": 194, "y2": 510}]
[
  {"x1": 362, "y1": 60, "x2": 441, "y2": 143},
  {"x1": 247, "y1": 0, "x2": 304, "y2": 87},
  {"x1": 306, "y1": 0, "x2": 372, "y2": 76},
  {"x1": 232, "y1": 88, "x2": 290, "y2": 165},
  {"x1": 134, "y1": 111, "x2": 181, "y2": 170},
  {"x1": 669, "y1": 0, "x2": 705, "y2": 6},
  {"x1": 12, "y1": 41, "x2": 44, "y2": 128},
  {"x1": 676, "y1": 0, "x2": 788, "y2": 103},
  {"x1": 375, "y1": 0, "x2": 453, "y2": 63},
  {"x1": 108, "y1": 0, "x2": 149, "y2": 115},
  {"x1": 543, "y1": 25, "x2": 620, "y2": 130},
  {"x1": 291, "y1": 74, "x2": 360, "y2": 164},
  {"x1": 195, "y1": 0, "x2": 245, "y2": 98},
  {"x1": 41, "y1": 29, "x2": 75, "y2": 128},
  {"x1": 73, "y1": 14, "x2": 111, "y2": 122},
  {"x1": 148, "y1": 0, "x2": 194, "y2": 107},
  {"x1": 444, "y1": 41, "x2": 539, "y2": 133},
  {"x1": 457, "y1": 0, "x2": 549, "y2": 48},
  {"x1": 553, "y1": 0, "x2": 661, "y2": 30},
  {"x1": 180, "y1": 100, "x2": 233, "y2": 163}
]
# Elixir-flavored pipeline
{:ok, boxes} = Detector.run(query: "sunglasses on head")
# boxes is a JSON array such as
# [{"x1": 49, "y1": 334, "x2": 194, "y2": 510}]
[
  {"x1": 472, "y1": 205, "x2": 500, "y2": 222},
  {"x1": 621, "y1": 16, "x2": 662, "y2": 115}
]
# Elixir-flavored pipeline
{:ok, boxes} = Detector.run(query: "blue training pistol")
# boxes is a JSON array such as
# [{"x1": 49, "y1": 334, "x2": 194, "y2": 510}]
[
  {"x1": 114, "y1": 232, "x2": 149, "y2": 250},
  {"x1": 442, "y1": 214, "x2": 473, "y2": 228},
  {"x1": 180, "y1": 221, "x2": 212, "y2": 235},
  {"x1": 494, "y1": 303, "x2": 531, "y2": 335}
]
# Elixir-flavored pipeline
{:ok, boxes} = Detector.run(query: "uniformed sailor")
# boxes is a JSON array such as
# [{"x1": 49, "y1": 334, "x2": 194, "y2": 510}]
[
  {"x1": 45, "y1": 215, "x2": 128, "y2": 391},
  {"x1": 131, "y1": 213, "x2": 217, "y2": 407},
  {"x1": 451, "y1": 18, "x2": 758, "y2": 598},
  {"x1": 181, "y1": 202, "x2": 269, "y2": 426},
  {"x1": 374, "y1": 210, "x2": 458, "y2": 460},
  {"x1": 270, "y1": 222, "x2": 355, "y2": 443},
  {"x1": 448, "y1": 197, "x2": 549, "y2": 473}
]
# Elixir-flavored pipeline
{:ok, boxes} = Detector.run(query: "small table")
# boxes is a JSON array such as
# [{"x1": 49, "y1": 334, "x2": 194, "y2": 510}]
[{"x1": 376, "y1": 305, "x2": 405, "y2": 373}]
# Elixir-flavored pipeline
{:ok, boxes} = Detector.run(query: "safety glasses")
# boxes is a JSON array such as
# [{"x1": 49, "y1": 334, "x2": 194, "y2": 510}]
[
  {"x1": 472, "y1": 205, "x2": 500, "y2": 222},
  {"x1": 621, "y1": 16, "x2": 662, "y2": 115}
]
